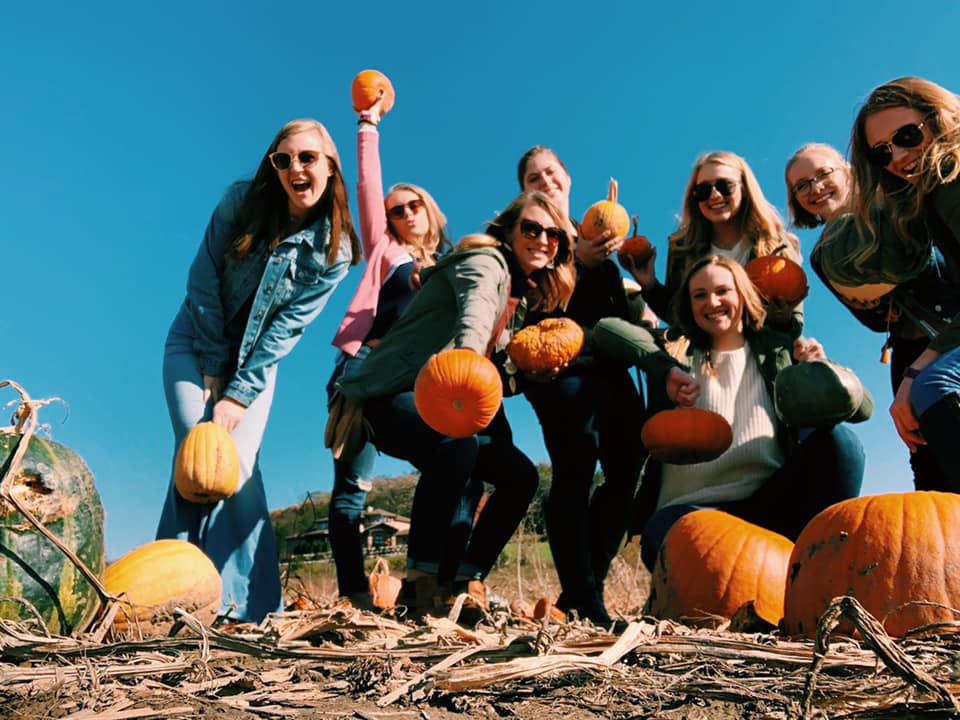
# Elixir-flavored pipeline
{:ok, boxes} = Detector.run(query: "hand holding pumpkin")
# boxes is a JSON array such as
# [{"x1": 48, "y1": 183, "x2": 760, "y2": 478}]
[
  {"x1": 213, "y1": 396, "x2": 246, "y2": 433},
  {"x1": 666, "y1": 366, "x2": 700, "y2": 407},
  {"x1": 792, "y1": 337, "x2": 825, "y2": 363},
  {"x1": 574, "y1": 228, "x2": 621, "y2": 269}
]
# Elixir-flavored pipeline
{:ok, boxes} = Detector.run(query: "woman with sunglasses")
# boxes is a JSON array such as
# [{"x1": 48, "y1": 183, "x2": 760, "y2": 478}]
[
  {"x1": 594, "y1": 255, "x2": 864, "y2": 572},
  {"x1": 325, "y1": 97, "x2": 451, "y2": 610},
  {"x1": 515, "y1": 146, "x2": 648, "y2": 625},
  {"x1": 787, "y1": 142, "x2": 956, "y2": 492},
  {"x1": 629, "y1": 151, "x2": 803, "y2": 334},
  {"x1": 157, "y1": 119, "x2": 359, "y2": 623},
  {"x1": 334, "y1": 191, "x2": 576, "y2": 619},
  {"x1": 846, "y1": 76, "x2": 960, "y2": 489}
]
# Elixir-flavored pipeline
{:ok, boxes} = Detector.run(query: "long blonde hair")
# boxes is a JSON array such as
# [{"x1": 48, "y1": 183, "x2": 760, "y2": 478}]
[
  {"x1": 850, "y1": 76, "x2": 960, "y2": 239},
  {"x1": 669, "y1": 151, "x2": 798, "y2": 281}
]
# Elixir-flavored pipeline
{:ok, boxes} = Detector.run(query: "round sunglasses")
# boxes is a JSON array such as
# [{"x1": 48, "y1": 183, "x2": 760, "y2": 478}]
[
  {"x1": 867, "y1": 121, "x2": 927, "y2": 168},
  {"x1": 268, "y1": 150, "x2": 322, "y2": 171},
  {"x1": 691, "y1": 178, "x2": 739, "y2": 203},
  {"x1": 386, "y1": 198, "x2": 425, "y2": 219}
]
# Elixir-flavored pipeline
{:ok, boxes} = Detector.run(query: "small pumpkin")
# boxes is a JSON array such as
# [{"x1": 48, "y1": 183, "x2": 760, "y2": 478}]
[
  {"x1": 414, "y1": 349, "x2": 502, "y2": 438},
  {"x1": 104, "y1": 539, "x2": 222, "y2": 637},
  {"x1": 774, "y1": 359, "x2": 874, "y2": 428},
  {"x1": 580, "y1": 178, "x2": 631, "y2": 242},
  {"x1": 617, "y1": 215, "x2": 654, "y2": 268},
  {"x1": 533, "y1": 596, "x2": 566, "y2": 622},
  {"x1": 507, "y1": 317, "x2": 585, "y2": 373},
  {"x1": 744, "y1": 255, "x2": 808, "y2": 306},
  {"x1": 641, "y1": 407, "x2": 733, "y2": 464},
  {"x1": 174, "y1": 421, "x2": 240, "y2": 504},
  {"x1": 0, "y1": 431, "x2": 105, "y2": 635},
  {"x1": 782, "y1": 491, "x2": 960, "y2": 638},
  {"x1": 351, "y1": 69, "x2": 396, "y2": 115},
  {"x1": 645, "y1": 510, "x2": 794, "y2": 627}
]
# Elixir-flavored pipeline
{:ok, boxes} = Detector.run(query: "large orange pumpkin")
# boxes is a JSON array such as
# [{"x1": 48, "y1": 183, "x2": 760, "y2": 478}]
[
  {"x1": 645, "y1": 510, "x2": 794, "y2": 627},
  {"x1": 580, "y1": 178, "x2": 631, "y2": 242},
  {"x1": 174, "y1": 421, "x2": 240, "y2": 504},
  {"x1": 617, "y1": 215, "x2": 654, "y2": 268},
  {"x1": 351, "y1": 69, "x2": 396, "y2": 115},
  {"x1": 507, "y1": 317, "x2": 585, "y2": 373},
  {"x1": 414, "y1": 349, "x2": 502, "y2": 438},
  {"x1": 782, "y1": 491, "x2": 960, "y2": 638},
  {"x1": 641, "y1": 408, "x2": 733, "y2": 464},
  {"x1": 744, "y1": 255, "x2": 808, "y2": 306},
  {"x1": 104, "y1": 539, "x2": 222, "y2": 637}
]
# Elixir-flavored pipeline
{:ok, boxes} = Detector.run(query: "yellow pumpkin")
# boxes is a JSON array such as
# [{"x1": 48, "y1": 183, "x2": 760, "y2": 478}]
[
  {"x1": 580, "y1": 178, "x2": 631, "y2": 242},
  {"x1": 174, "y1": 421, "x2": 240, "y2": 504},
  {"x1": 104, "y1": 539, "x2": 222, "y2": 637}
]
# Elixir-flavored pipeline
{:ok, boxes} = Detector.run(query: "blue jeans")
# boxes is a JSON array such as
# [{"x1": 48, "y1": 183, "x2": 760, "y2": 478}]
[
  {"x1": 325, "y1": 348, "x2": 378, "y2": 597},
  {"x1": 640, "y1": 424, "x2": 865, "y2": 571},
  {"x1": 363, "y1": 391, "x2": 538, "y2": 580},
  {"x1": 526, "y1": 362, "x2": 645, "y2": 614},
  {"x1": 157, "y1": 319, "x2": 282, "y2": 623}
]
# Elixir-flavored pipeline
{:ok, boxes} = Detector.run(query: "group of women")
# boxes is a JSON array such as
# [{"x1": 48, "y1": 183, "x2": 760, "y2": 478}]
[{"x1": 154, "y1": 74, "x2": 960, "y2": 627}]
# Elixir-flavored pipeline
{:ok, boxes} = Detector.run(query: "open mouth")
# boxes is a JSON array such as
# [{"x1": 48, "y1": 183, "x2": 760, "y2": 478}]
[{"x1": 292, "y1": 180, "x2": 312, "y2": 192}]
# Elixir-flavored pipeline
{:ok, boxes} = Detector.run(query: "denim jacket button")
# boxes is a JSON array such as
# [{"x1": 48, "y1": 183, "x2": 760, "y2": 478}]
[
  {"x1": 935, "y1": 304, "x2": 943, "y2": 312},
  {"x1": 266, "y1": 284, "x2": 274, "y2": 291},
  {"x1": 256, "y1": 311, "x2": 264, "y2": 319}
]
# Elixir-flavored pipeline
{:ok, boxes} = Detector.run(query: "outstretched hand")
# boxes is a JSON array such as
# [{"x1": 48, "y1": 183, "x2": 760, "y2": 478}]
[
  {"x1": 575, "y1": 229, "x2": 622, "y2": 269},
  {"x1": 666, "y1": 366, "x2": 700, "y2": 407},
  {"x1": 213, "y1": 396, "x2": 246, "y2": 433},
  {"x1": 359, "y1": 96, "x2": 385, "y2": 125},
  {"x1": 619, "y1": 249, "x2": 658, "y2": 292}
]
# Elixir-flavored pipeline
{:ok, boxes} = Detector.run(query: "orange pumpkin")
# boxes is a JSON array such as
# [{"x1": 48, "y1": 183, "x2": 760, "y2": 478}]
[
  {"x1": 174, "y1": 421, "x2": 240, "y2": 504},
  {"x1": 641, "y1": 408, "x2": 733, "y2": 464},
  {"x1": 351, "y1": 69, "x2": 396, "y2": 115},
  {"x1": 617, "y1": 215, "x2": 655, "y2": 268},
  {"x1": 507, "y1": 317, "x2": 585, "y2": 373},
  {"x1": 645, "y1": 510, "x2": 794, "y2": 627},
  {"x1": 744, "y1": 255, "x2": 808, "y2": 306},
  {"x1": 414, "y1": 349, "x2": 502, "y2": 438},
  {"x1": 782, "y1": 491, "x2": 960, "y2": 638},
  {"x1": 580, "y1": 178, "x2": 631, "y2": 242},
  {"x1": 104, "y1": 539, "x2": 222, "y2": 637}
]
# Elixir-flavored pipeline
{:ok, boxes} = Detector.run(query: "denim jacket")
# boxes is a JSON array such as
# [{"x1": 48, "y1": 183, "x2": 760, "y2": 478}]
[{"x1": 181, "y1": 181, "x2": 353, "y2": 406}]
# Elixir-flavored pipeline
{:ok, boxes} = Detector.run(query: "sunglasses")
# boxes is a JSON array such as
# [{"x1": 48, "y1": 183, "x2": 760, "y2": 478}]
[
  {"x1": 386, "y1": 198, "x2": 425, "y2": 219},
  {"x1": 519, "y1": 218, "x2": 567, "y2": 244},
  {"x1": 867, "y1": 121, "x2": 927, "y2": 168},
  {"x1": 269, "y1": 150, "x2": 322, "y2": 171},
  {"x1": 691, "y1": 178, "x2": 739, "y2": 202},
  {"x1": 792, "y1": 167, "x2": 836, "y2": 197}
]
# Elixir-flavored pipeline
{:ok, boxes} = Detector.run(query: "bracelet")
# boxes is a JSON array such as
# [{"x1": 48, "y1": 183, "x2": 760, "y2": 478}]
[{"x1": 903, "y1": 366, "x2": 922, "y2": 379}]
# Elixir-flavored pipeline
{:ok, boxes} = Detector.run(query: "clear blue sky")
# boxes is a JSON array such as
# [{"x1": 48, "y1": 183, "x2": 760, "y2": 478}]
[{"x1": 4, "y1": 1, "x2": 958, "y2": 559}]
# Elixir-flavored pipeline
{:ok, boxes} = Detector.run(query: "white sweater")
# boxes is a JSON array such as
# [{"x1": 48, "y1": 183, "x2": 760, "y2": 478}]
[{"x1": 657, "y1": 344, "x2": 784, "y2": 509}]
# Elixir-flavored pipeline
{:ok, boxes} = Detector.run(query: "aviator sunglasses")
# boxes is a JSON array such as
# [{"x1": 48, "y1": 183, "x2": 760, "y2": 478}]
[
  {"x1": 867, "y1": 121, "x2": 927, "y2": 168},
  {"x1": 519, "y1": 218, "x2": 567, "y2": 244},
  {"x1": 386, "y1": 198, "x2": 425, "y2": 219},
  {"x1": 691, "y1": 178, "x2": 739, "y2": 202},
  {"x1": 268, "y1": 150, "x2": 322, "y2": 171}
]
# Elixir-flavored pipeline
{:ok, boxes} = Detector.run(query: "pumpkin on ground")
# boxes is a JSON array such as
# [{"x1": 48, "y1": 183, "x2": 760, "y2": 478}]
[
  {"x1": 507, "y1": 317, "x2": 585, "y2": 373},
  {"x1": 413, "y1": 349, "x2": 502, "y2": 438},
  {"x1": 351, "y1": 69, "x2": 396, "y2": 115},
  {"x1": 782, "y1": 491, "x2": 960, "y2": 638},
  {"x1": 0, "y1": 432, "x2": 104, "y2": 635},
  {"x1": 617, "y1": 215, "x2": 655, "y2": 268},
  {"x1": 644, "y1": 510, "x2": 794, "y2": 627},
  {"x1": 744, "y1": 255, "x2": 808, "y2": 307},
  {"x1": 174, "y1": 421, "x2": 240, "y2": 504},
  {"x1": 580, "y1": 178, "x2": 631, "y2": 242},
  {"x1": 104, "y1": 538, "x2": 222, "y2": 638},
  {"x1": 641, "y1": 408, "x2": 733, "y2": 464}
]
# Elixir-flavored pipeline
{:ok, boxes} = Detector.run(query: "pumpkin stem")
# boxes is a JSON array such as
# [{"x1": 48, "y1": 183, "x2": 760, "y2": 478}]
[
  {"x1": 631, "y1": 215, "x2": 639, "y2": 236},
  {"x1": 607, "y1": 178, "x2": 619, "y2": 203},
  {"x1": 0, "y1": 379, "x2": 117, "y2": 630}
]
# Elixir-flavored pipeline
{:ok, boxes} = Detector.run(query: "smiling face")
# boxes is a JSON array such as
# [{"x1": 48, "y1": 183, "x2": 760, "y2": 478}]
[
  {"x1": 385, "y1": 188, "x2": 430, "y2": 244},
  {"x1": 689, "y1": 264, "x2": 744, "y2": 347},
  {"x1": 521, "y1": 150, "x2": 571, "y2": 214},
  {"x1": 274, "y1": 130, "x2": 332, "y2": 219},
  {"x1": 864, "y1": 106, "x2": 932, "y2": 184},
  {"x1": 787, "y1": 149, "x2": 850, "y2": 222},
  {"x1": 694, "y1": 162, "x2": 743, "y2": 225},
  {"x1": 507, "y1": 203, "x2": 561, "y2": 275}
]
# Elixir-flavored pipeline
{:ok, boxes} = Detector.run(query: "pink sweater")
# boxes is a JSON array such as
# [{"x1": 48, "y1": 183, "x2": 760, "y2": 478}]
[{"x1": 332, "y1": 128, "x2": 413, "y2": 356}]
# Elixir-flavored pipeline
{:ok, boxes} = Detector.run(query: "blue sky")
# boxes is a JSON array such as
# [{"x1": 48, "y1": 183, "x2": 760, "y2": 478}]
[{"x1": 4, "y1": 1, "x2": 959, "y2": 559}]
